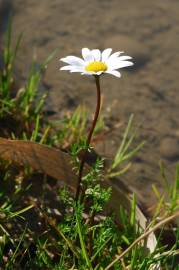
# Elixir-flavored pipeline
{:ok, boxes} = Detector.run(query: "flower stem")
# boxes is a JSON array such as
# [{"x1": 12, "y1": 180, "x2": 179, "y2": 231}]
[{"x1": 75, "y1": 75, "x2": 101, "y2": 201}]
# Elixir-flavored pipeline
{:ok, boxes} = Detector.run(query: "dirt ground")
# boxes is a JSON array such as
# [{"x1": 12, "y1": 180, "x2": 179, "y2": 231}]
[{"x1": 1, "y1": 0, "x2": 179, "y2": 208}]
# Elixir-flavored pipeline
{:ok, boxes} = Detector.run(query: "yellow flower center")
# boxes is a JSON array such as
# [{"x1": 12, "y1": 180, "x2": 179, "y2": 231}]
[{"x1": 85, "y1": 61, "x2": 107, "y2": 72}]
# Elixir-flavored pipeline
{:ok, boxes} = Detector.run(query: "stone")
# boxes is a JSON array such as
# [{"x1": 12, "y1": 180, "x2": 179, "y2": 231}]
[{"x1": 160, "y1": 136, "x2": 179, "y2": 161}]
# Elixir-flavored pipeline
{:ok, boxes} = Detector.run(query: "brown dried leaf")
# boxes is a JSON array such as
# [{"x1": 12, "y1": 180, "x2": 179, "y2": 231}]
[
  {"x1": 0, "y1": 137, "x2": 78, "y2": 189},
  {"x1": 0, "y1": 137, "x2": 158, "y2": 255}
]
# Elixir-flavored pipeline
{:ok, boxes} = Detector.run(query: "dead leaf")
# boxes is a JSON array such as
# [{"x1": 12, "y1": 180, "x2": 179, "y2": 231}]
[
  {"x1": 0, "y1": 137, "x2": 78, "y2": 189},
  {"x1": 0, "y1": 137, "x2": 158, "y2": 256}
]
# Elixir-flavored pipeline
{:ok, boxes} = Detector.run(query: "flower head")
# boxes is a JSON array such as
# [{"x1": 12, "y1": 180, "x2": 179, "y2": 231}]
[{"x1": 60, "y1": 48, "x2": 133, "y2": 78}]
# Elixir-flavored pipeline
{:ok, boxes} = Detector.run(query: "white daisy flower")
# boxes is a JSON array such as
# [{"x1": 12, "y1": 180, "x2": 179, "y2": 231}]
[{"x1": 60, "y1": 48, "x2": 133, "y2": 78}]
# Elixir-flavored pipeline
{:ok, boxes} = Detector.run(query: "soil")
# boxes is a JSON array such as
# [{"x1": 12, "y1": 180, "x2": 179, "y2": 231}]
[{"x1": 1, "y1": 0, "x2": 179, "y2": 209}]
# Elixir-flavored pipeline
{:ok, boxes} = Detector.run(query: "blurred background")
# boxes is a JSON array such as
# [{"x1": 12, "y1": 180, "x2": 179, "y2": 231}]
[{"x1": 1, "y1": 0, "x2": 179, "y2": 208}]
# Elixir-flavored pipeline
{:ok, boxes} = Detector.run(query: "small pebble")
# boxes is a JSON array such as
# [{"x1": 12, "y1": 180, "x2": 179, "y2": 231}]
[{"x1": 160, "y1": 136, "x2": 179, "y2": 161}]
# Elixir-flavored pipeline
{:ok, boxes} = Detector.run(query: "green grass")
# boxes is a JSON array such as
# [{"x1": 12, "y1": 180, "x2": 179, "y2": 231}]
[{"x1": 0, "y1": 21, "x2": 179, "y2": 270}]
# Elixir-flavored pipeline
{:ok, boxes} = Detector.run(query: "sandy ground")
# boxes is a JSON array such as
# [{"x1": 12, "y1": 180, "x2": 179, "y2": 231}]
[{"x1": 1, "y1": 0, "x2": 179, "y2": 208}]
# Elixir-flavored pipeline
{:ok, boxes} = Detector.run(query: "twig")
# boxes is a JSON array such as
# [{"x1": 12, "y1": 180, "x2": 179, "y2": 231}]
[{"x1": 104, "y1": 211, "x2": 179, "y2": 270}]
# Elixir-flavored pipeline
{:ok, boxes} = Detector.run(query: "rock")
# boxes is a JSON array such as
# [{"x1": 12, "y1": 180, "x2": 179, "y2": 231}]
[
  {"x1": 103, "y1": 34, "x2": 150, "y2": 69},
  {"x1": 160, "y1": 136, "x2": 179, "y2": 161}
]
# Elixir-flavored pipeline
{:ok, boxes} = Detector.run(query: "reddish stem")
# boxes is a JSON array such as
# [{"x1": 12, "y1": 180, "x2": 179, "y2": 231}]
[{"x1": 75, "y1": 75, "x2": 101, "y2": 201}]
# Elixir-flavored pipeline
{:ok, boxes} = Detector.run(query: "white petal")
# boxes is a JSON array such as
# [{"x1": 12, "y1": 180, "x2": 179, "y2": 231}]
[
  {"x1": 70, "y1": 66, "x2": 85, "y2": 72},
  {"x1": 105, "y1": 51, "x2": 123, "y2": 63},
  {"x1": 82, "y1": 72, "x2": 94, "y2": 76},
  {"x1": 110, "y1": 60, "x2": 134, "y2": 69},
  {"x1": 60, "y1": 65, "x2": 73, "y2": 70},
  {"x1": 105, "y1": 70, "x2": 121, "y2": 78},
  {"x1": 82, "y1": 48, "x2": 90, "y2": 59},
  {"x1": 96, "y1": 71, "x2": 103, "y2": 75},
  {"x1": 118, "y1": 55, "x2": 133, "y2": 61},
  {"x1": 91, "y1": 49, "x2": 101, "y2": 61},
  {"x1": 70, "y1": 70, "x2": 82, "y2": 73},
  {"x1": 102, "y1": 48, "x2": 112, "y2": 62},
  {"x1": 106, "y1": 52, "x2": 123, "y2": 61},
  {"x1": 82, "y1": 48, "x2": 94, "y2": 62},
  {"x1": 60, "y1": 56, "x2": 85, "y2": 66}
]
